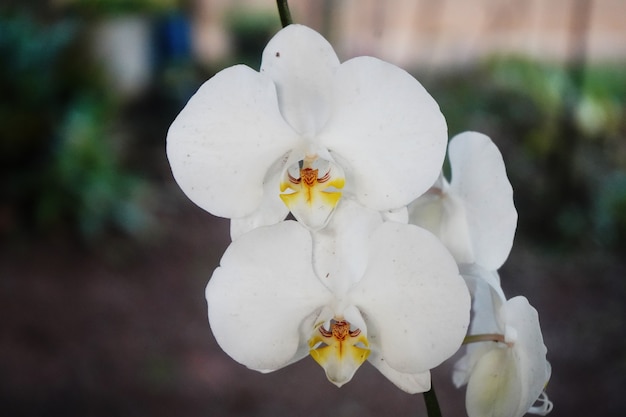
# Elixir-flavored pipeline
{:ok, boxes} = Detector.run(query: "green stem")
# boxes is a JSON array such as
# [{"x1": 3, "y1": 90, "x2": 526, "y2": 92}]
[
  {"x1": 276, "y1": 0, "x2": 293, "y2": 27},
  {"x1": 423, "y1": 382, "x2": 442, "y2": 417},
  {"x1": 463, "y1": 333, "x2": 505, "y2": 345}
]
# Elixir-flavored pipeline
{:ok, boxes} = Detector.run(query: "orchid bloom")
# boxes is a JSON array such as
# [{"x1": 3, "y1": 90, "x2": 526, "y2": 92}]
[
  {"x1": 453, "y1": 266, "x2": 552, "y2": 417},
  {"x1": 206, "y1": 201, "x2": 470, "y2": 393},
  {"x1": 167, "y1": 24, "x2": 447, "y2": 238},
  {"x1": 407, "y1": 131, "x2": 517, "y2": 270}
]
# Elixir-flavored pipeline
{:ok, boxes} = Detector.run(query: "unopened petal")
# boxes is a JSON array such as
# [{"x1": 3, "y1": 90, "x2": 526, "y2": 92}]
[
  {"x1": 502, "y1": 297, "x2": 551, "y2": 416},
  {"x1": 464, "y1": 297, "x2": 551, "y2": 417},
  {"x1": 167, "y1": 65, "x2": 296, "y2": 219},
  {"x1": 351, "y1": 222, "x2": 470, "y2": 374},
  {"x1": 206, "y1": 221, "x2": 331, "y2": 372},
  {"x1": 448, "y1": 132, "x2": 518, "y2": 269},
  {"x1": 465, "y1": 346, "x2": 521, "y2": 417},
  {"x1": 260, "y1": 24, "x2": 340, "y2": 136},
  {"x1": 319, "y1": 56, "x2": 447, "y2": 211}
]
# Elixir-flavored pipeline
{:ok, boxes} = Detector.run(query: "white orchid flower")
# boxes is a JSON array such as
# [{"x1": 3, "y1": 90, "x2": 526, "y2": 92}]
[
  {"x1": 453, "y1": 267, "x2": 552, "y2": 417},
  {"x1": 206, "y1": 200, "x2": 470, "y2": 393},
  {"x1": 167, "y1": 24, "x2": 447, "y2": 238},
  {"x1": 408, "y1": 131, "x2": 517, "y2": 270}
]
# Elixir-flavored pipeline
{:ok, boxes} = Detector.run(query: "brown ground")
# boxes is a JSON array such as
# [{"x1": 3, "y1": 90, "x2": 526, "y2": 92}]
[{"x1": 1, "y1": 178, "x2": 625, "y2": 417}]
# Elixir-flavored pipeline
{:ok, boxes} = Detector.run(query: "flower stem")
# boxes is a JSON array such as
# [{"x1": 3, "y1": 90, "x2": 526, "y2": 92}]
[
  {"x1": 463, "y1": 333, "x2": 506, "y2": 345},
  {"x1": 276, "y1": 0, "x2": 293, "y2": 27},
  {"x1": 423, "y1": 382, "x2": 442, "y2": 417}
]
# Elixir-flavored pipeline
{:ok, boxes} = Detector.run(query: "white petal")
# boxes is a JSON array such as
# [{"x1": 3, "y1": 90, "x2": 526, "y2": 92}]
[
  {"x1": 453, "y1": 342, "x2": 494, "y2": 389},
  {"x1": 230, "y1": 162, "x2": 289, "y2": 240},
  {"x1": 368, "y1": 349, "x2": 432, "y2": 394},
  {"x1": 351, "y1": 222, "x2": 470, "y2": 374},
  {"x1": 448, "y1": 132, "x2": 518, "y2": 269},
  {"x1": 229, "y1": 201, "x2": 288, "y2": 241},
  {"x1": 311, "y1": 199, "x2": 383, "y2": 296},
  {"x1": 319, "y1": 56, "x2": 447, "y2": 211},
  {"x1": 381, "y1": 206, "x2": 409, "y2": 223},
  {"x1": 502, "y1": 297, "x2": 551, "y2": 416},
  {"x1": 206, "y1": 221, "x2": 331, "y2": 372},
  {"x1": 439, "y1": 193, "x2": 475, "y2": 264},
  {"x1": 453, "y1": 266, "x2": 504, "y2": 388},
  {"x1": 459, "y1": 263, "x2": 506, "y2": 306},
  {"x1": 260, "y1": 25, "x2": 340, "y2": 136},
  {"x1": 408, "y1": 176, "x2": 477, "y2": 265},
  {"x1": 167, "y1": 65, "x2": 296, "y2": 219},
  {"x1": 407, "y1": 187, "x2": 446, "y2": 237}
]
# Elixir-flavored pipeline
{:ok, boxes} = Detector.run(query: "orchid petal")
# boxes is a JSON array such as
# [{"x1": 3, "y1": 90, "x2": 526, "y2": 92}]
[
  {"x1": 311, "y1": 199, "x2": 383, "y2": 296},
  {"x1": 206, "y1": 221, "x2": 331, "y2": 372},
  {"x1": 381, "y1": 206, "x2": 409, "y2": 223},
  {"x1": 448, "y1": 132, "x2": 518, "y2": 269},
  {"x1": 408, "y1": 177, "x2": 477, "y2": 265},
  {"x1": 407, "y1": 187, "x2": 446, "y2": 236},
  {"x1": 465, "y1": 346, "x2": 521, "y2": 417},
  {"x1": 351, "y1": 222, "x2": 470, "y2": 374},
  {"x1": 319, "y1": 56, "x2": 447, "y2": 211},
  {"x1": 453, "y1": 266, "x2": 504, "y2": 388},
  {"x1": 501, "y1": 296, "x2": 551, "y2": 416},
  {"x1": 167, "y1": 65, "x2": 296, "y2": 219},
  {"x1": 453, "y1": 342, "x2": 494, "y2": 389},
  {"x1": 439, "y1": 193, "x2": 475, "y2": 264},
  {"x1": 368, "y1": 350, "x2": 432, "y2": 394},
  {"x1": 459, "y1": 263, "x2": 506, "y2": 305},
  {"x1": 230, "y1": 161, "x2": 289, "y2": 240},
  {"x1": 260, "y1": 24, "x2": 340, "y2": 136}
]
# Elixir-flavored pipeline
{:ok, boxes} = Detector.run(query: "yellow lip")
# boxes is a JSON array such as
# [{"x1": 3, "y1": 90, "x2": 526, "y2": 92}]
[
  {"x1": 279, "y1": 158, "x2": 345, "y2": 229},
  {"x1": 308, "y1": 319, "x2": 370, "y2": 387}
]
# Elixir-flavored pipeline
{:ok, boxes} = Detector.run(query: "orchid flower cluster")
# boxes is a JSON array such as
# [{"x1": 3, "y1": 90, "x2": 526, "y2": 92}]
[{"x1": 167, "y1": 24, "x2": 553, "y2": 417}]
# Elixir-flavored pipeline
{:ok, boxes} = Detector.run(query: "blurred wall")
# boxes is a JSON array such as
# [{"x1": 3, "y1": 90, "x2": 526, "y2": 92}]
[{"x1": 191, "y1": 0, "x2": 626, "y2": 68}]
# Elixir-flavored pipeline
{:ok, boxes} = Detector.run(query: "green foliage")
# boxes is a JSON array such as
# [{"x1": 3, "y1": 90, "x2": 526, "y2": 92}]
[
  {"x1": 38, "y1": 97, "x2": 151, "y2": 239},
  {"x1": 487, "y1": 57, "x2": 573, "y2": 157},
  {"x1": 0, "y1": 11, "x2": 152, "y2": 242},
  {"x1": 64, "y1": 0, "x2": 178, "y2": 16},
  {"x1": 575, "y1": 65, "x2": 626, "y2": 139}
]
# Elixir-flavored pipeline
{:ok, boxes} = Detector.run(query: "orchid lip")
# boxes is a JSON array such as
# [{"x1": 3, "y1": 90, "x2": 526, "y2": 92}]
[
  {"x1": 279, "y1": 155, "x2": 345, "y2": 230},
  {"x1": 308, "y1": 318, "x2": 370, "y2": 387}
]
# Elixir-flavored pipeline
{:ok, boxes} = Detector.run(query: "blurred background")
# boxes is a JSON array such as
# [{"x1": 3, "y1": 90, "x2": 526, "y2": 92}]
[{"x1": 1, "y1": 0, "x2": 624, "y2": 416}]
